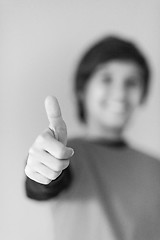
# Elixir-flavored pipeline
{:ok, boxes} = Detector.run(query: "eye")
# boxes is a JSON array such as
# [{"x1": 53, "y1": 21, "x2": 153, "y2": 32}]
[
  {"x1": 102, "y1": 75, "x2": 112, "y2": 85},
  {"x1": 125, "y1": 77, "x2": 141, "y2": 89}
]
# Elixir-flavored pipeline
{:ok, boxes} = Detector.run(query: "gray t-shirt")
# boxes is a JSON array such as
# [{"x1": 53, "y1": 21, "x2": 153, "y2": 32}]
[{"x1": 26, "y1": 138, "x2": 160, "y2": 240}]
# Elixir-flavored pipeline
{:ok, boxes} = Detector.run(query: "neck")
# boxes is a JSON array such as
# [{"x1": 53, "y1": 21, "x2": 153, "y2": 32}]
[{"x1": 85, "y1": 122, "x2": 123, "y2": 142}]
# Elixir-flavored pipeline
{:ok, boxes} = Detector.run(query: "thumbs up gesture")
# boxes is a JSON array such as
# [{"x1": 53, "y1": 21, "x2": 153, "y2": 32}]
[{"x1": 25, "y1": 96, "x2": 74, "y2": 184}]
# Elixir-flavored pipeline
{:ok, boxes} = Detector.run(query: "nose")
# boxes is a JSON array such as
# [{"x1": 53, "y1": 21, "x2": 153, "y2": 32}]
[{"x1": 110, "y1": 83, "x2": 126, "y2": 102}]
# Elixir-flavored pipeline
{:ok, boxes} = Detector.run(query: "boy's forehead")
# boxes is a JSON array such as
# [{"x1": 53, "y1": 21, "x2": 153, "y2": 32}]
[{"x1": 95, "y1": 60, "x2": 144, "y2": 76}]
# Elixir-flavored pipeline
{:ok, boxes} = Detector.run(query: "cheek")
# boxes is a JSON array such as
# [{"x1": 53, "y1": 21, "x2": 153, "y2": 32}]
[
  {"x1": 85, "y1": 84, "x2": 108, "y2": 109},
  {"x1": 128, "y1": 89, "x2": 142, "y2": 108}
]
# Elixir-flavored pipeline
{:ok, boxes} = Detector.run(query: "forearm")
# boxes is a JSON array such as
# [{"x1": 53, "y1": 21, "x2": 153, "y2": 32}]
[{"x1": 25, "y1": 166, "x2": 72, "y2": 200}]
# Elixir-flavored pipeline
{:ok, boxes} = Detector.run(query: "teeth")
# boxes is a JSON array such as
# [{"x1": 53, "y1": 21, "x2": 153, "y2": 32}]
[{"x1": 107, "y1": 101, "x2": 126, "y2": 113}]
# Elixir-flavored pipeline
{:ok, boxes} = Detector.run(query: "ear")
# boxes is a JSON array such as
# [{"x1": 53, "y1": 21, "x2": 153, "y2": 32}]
[
  {"x1": 77, "y1": 90, "x2": 85, "y2": 102},
  {"x1": 76, "y1": 90, "x2": 86, "y2": 122}
]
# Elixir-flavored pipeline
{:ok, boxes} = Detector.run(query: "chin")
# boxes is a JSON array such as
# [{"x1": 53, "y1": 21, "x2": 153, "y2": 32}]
[{"x1": 102, "y1": 114, "x2": 129, "y2": 130}]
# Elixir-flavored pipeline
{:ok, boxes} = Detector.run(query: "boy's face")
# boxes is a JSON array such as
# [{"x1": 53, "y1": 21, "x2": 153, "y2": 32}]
[{"x1": 83, "y1": 60, "x2": 144, "y2": 131}]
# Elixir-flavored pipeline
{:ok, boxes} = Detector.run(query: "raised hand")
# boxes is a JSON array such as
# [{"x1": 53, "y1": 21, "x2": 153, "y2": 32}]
[
  {"x1": 25, "y1": 96, "x2": 74, "y2": 184},
  {"x1": 45, "y1": 96, "x2": 67, "y2": 145}
]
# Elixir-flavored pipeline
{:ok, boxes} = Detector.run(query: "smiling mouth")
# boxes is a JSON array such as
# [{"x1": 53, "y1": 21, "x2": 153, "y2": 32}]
[{"x1": 107, "y1": 101, "x2": 127, "y2": 114}]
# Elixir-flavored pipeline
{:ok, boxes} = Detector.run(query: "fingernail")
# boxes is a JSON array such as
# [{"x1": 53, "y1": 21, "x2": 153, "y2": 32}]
[{"x1": 70, "y1": 148, "x2": 74, "y2": 157}]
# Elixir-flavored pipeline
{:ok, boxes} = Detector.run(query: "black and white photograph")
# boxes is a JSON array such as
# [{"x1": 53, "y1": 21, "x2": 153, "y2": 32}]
[{"x1": 1, "y1": 1, "x2": 160, "y2": 239}]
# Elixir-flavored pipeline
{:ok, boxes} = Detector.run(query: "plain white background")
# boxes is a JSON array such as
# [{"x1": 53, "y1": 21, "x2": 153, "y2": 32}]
[{"x1": 1, "y1": 1, "x2": 160, "y2": 239}]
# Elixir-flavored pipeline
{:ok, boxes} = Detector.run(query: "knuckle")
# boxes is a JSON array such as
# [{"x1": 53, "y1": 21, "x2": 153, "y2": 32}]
[
  {"x1": 58, "y1": 145, "x2": 67, "y2": 159},
  {"x1": 26, "y1": 156, "x2": 32, "y2": 166},
  {"x1": 25, "y1": 165, "x2": 52, "y2": 184},
  {"x1": 48, "y1": 172, "x2": 56, "y2": 180},
  {"x1": 36, "y1": 134, "x2": 45, "y2": 145},
  {"x1": 27, "y1": 156, "x2": 34, "y2": 167},
  {"x1": 53, "y1": 171, "x2": 62, "y2": 180},
  {"x1": 43, "y1": 178, "x2": 52, "y2": 185},
  {"x1": 27, "y1": 154, "x2": 38, "y2": 167},
  {"x1": 54, "y1": 160, "x2": 69, "y2": 172},
  {"x1": 41, "y1": 130, "x2": 49, "y2": 139},
  {"x1": 42, "y1": 130, "x2": 53, "y2": 141},
  {"x1": 37, "y1": 164, "x2": 55, "y2": 181},
  {"x1": 24, "y1": 165, "x2": 28, "y2": 176},
  {"x1": 63, "y1": 160, "x2": 70, "y2": 169},
  {"x1": 24, "y1": 165, "x2": 32, "y2": 177},
  {"x1": 45, "y1": 169, "x2": 60, "y2": 181},
  {"x1": 35, "y1": 131, "x2": 53, "y2": 148},
  {"x1": 54, "y1": 162, "x2": 63, "y2": 172},
  {"x1": 28, "y1": 146, "x2": 35, "y2": 155}
]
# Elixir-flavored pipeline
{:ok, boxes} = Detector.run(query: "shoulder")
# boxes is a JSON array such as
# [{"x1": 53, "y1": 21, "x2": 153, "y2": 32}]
[
  {"x1": 126, "y1": 144, "x2": 160, "y2": 173},
  {"x1": 68, "y1": 137, "x2": 160, "y2": 164},
  {"x1": 127, "y1": 144, "x2": 159, "y2": 161}
]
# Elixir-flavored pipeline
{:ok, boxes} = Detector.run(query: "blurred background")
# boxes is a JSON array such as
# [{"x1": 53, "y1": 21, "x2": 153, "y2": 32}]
[{"x1": 1, "y1": 0, "x2": 160, "y2": 239}]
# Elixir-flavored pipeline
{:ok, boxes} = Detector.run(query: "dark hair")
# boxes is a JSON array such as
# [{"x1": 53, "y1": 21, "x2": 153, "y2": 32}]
[{"x1": 74, "y1": 35, "x2": 150, "y2": 122}]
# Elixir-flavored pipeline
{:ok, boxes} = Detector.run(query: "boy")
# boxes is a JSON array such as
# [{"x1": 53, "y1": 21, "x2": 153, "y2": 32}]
[{"x1": 25, "y1": 36, "x2": 160, "y2": 240}]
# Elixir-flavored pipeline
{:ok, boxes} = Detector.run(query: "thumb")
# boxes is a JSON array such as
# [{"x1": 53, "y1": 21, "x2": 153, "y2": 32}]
[{"x1": 45, "y1": 96, "x2": 67, "y2": 145}]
